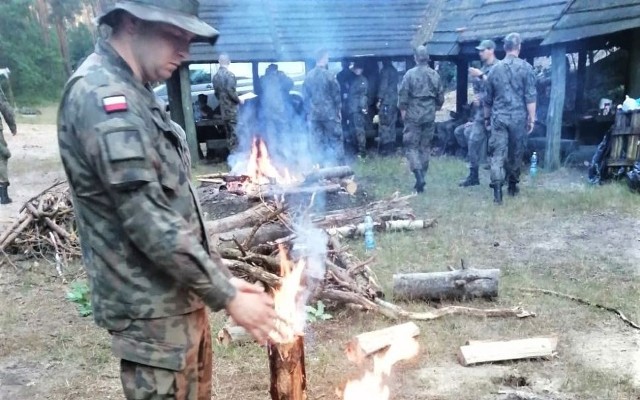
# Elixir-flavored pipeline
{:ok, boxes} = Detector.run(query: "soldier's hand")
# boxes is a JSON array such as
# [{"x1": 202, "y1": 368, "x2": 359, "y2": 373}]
[
  {"x1": 469, "y1": 67, "x2": 483, "y2": 78},
  {"x1": 230, "y1": 277, "x2": 264, "y2": 294},
  {"x1": 226, "y1": 291, "x2": 278, "y2": 345},
  {"x1": 484, "y1": 118, "x2": 491, "y2": 131},
  {"x1": 527, "y1": 120, "x2": 535, "y2": 134},
  {"x1": 362, "y1": 108, "x2": 368, "y2": 115}
]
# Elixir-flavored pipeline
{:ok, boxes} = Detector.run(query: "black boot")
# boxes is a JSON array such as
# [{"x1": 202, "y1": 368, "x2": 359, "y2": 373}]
[
  {"x1": 412, "y1": 169, "x2": 425, "y2": 193},
  {"x1": 459, "y1": 167, "x2": 480, "y2": 187},
  {"x1": 0, "y1": 184, "x2": 12, "y2": 205},
  {"x1": 507, "y1": 181, "x2": 520, "y2": 196},
  {"x1": 492, "y1": 184, "x2": 503, "y2": 205}
]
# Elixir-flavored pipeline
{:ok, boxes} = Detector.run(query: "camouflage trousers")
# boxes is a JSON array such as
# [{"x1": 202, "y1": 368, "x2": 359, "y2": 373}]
[
  {"x1": 454, "y1": 123, "x2": 471, "y2": 152},
  {"x1": 468, "y1": 120, "x2": 488, "y2": 169},
  {"x1": 489, "y1": 117, "x2": 527, "y2": 186},
  {"x1": 111, "y1": 308, "x2": 212, "y2": 400},
  {"x1": 347, "y1": 112, "x2": 366, "y2": 153},
  {"x1": 222, "y1": 118, "x2": 238, "y2": 152},
  {"x1": 378, "y1": 103, "x2": 398, "y2": 147},
  {"x1": 310, "y1": 119, "x2": 345, "y2": 165},
  {"x1": 403, "y1": 120, "x2": 435, "y2": 172},
  {"x1": 0, "y1": 128, "x2": 11, "y2": 184}
]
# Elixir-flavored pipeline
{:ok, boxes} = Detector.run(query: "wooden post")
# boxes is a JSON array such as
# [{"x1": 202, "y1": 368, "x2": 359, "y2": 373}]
[
  {"x1": 628, "y1": 28, "x2": 640, "y2": 98},
  {"x1": 252, "y1": 61, "x2": 261, "y2": 96},
  {"x1": 167, "y1": 65, "x2": 199, "y2": 166},
  {"x1": 575, "y1": 50, "x2": 587, "y2": 114},
  {"x1": 545, "y1": 44, "x2": 567, "y2": 171},
  {"x1": 268, "y1": 336, "x2": 307, "y2": 400},
  {"x1": 456, "y1": 58, "x2": 469, "y2": 114}
]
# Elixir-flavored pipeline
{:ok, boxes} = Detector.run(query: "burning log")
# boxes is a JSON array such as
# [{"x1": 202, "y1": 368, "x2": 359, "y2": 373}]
[
  {"x1": 268, "y1": 336, "x2": 307, "y2": 400},
  {"x1": 346, "y1": 322, "x2": 420, "y2": 364},
  {"x1": 327, "y1": 219, "x2": 437, "y2": 238},
  {"x1": 303, "y1": 166, "x2": 354, "y2": 183},
  {"x1": 392, "y1": 268, "x2": 500, "y2": 302}
]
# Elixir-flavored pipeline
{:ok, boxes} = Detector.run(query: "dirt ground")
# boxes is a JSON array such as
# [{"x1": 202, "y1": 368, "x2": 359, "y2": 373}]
[{"x1": 1, "y1": 117, "x2": 639, "y2": 400}]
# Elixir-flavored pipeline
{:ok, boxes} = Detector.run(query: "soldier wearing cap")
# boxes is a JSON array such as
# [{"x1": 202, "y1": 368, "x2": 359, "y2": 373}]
[
  {"x1": 459, "y1": 39, "x2": 498, "y2": 187},
  {"x1": 57, "y1": 1, "x2": 280, "y2": 398},
  {"x1": 484, "y1": 32, "x2": 537, "y2": 204},
  {"x1": 377, "y1": 59, "x2": 399, "y2": 156},
  {"x1": 346, "y1": 61, "x2": 369, "y2": 157},
  {"x1": 398, "y1": 45, "x2": 445, "y2": 193},
  {"x1": 213, "y1": 53, "x2": 243, "y2": 151}
]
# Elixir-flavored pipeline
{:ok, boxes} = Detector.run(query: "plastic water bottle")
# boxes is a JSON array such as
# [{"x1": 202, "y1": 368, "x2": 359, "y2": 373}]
[
  {"x1": 530, "y1": 152, "x2": 538, "y2": 180},
  {"x1": 364, "y1": 212, "x2": 375, "y2": 252}
]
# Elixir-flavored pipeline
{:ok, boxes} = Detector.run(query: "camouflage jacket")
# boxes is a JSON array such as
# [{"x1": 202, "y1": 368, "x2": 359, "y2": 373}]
[
  {"x1": 471, "y1": 60, "x2": 496, "y2": 121},
  {"x1": 260, "y1": 71, "x2": 293, "y2": 116},
  {"x1": 336, "y1": 68, "x2": 355, "y2": 106},
  {"x1": 347, "y1": 75, "x2": 368, "y2": 114},
  {"x1": 398, "y1": 64, "x2": 444, "y2": 124},
  {"x1": 0, "y1": 99, "x2": 16, "y2": 135},
  {"x1": 212, "y1": 66, "x2": 240, "y2": 120},
  {"x1": 57, "y1": 40, "x2": 236, "y2": 332},
  {"x1": 378, "y1": 64, "x2": 399, "y2": 107},
  {"x1": 484, "y1": 54, "x2": 537, "y2": 120},
  {"x1": 303, "y1": 66, "x2": 341, "y2": 121}
]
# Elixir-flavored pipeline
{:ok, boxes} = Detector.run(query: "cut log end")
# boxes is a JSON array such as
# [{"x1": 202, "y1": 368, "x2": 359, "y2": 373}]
[{"x1": 269, "y1": 336, "x2": 307, "y2": 400}]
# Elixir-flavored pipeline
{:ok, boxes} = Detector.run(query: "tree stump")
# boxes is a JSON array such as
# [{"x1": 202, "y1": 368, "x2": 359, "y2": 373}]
[
  {"x1": 393, "y1": 268, "x2": 500, "y2": 301},
  {"x1": 268, "y1": 336, "x2": 307, "y2": 400}
]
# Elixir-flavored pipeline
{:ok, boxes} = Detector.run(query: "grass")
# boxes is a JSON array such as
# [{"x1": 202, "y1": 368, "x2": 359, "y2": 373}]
[{"x1": 1, "y1": 155, "x2": 639, "y2": 399}]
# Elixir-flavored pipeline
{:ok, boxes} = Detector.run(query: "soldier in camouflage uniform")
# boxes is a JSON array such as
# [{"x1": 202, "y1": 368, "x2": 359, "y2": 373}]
[
  {"x1": 484, "y1": 33, "x2": 537, "y2": 204},
  {"x1": 346, "y1": 62, "x2": 368, "y2": 157},
  {"x1": 213, "y1": 53, "x2": 243, "y2": 152},
  {"x1": 398, "y1": 45, "x2": 444, "y2": 193},
  {"x1": 57, "y1": 2, "x2": 279, "y2": 398},
  {"x1": 0, "y1": 97, "x2": 17, "y2": 204},
  {"x1": 303, "y1": 49, "x2": 344, "y2": 165},
  {"x1": 377, "y1": 59, "x2": 399, "y2": 155},
  {"x1": 260, "y1": 64, "x2": 294, "y2": 143},
  {"x1": 459, "y1": 39, "x2": 498, "y2": 187}
]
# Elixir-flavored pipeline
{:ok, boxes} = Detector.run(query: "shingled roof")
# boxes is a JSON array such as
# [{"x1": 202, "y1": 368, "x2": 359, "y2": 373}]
[
  {"x1": 426, "y1": 0, "x2": 484, "y2": 57},
  {"x1": 542, "y1": 0, "x2": 640, "y2": 45},
  {"x1": 189, "y1": 0, "x2": 437, "y2": 63}
]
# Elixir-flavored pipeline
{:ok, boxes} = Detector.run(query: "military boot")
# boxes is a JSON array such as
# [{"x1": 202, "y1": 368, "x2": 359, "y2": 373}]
[
  {"x1": 459, "y1": 167, "x2": 480, "y2": 187},
  {"x1": 0, "y1": 184, "x2": 12, "y2": 205},
  {"x1": 492, "y1": 184, "x2": 503, "y2": 205},
  {"x1": 507, "y1": 181, "x2": 520, "y2": 196},
  {"x1": 412, "y1": 170, "x2": 425, "y2": 193}
]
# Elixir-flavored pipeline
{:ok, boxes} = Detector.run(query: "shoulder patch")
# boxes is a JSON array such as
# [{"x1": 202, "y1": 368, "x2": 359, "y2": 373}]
[{"x1": 103, "y1": 95, "x2": 128, "y2": 113}]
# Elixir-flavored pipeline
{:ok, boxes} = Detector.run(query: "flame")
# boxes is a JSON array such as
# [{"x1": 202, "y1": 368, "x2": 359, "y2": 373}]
[
  {"x1": 246, "y1": 137, "x2": 297, "y2": 186},
  {"x1": 343, "y1": 338, "x2": 420, "y2": 400},
  {"x1": 270, "y1": 245, "x2": 306, "y2": 343}
]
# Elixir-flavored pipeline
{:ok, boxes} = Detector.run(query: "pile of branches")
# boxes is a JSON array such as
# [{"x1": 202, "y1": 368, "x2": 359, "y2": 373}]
[{"x1": 0, "y1": 181, "x2": 79, "y2": 269}]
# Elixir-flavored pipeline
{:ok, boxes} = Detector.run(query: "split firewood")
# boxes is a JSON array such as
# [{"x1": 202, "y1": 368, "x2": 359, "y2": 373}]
[
  {"x1": 217, "y1": 325, "x2": 254, "y2": 347},
  {"x1": 345, "y1": 322, "x2": 420, "y2": 364},
  {"x1": 303, "y1": 166, "x2": 354, "y2": 183},
  {"x1": 205, "y1": 202, "x2": 275, "y2": 233},
  {"x1": 0, "y1": 214, "x2": 34, "y2": 251},
  {"x1": 326, "y1": 218, "x2": 436, "y2": 238},
  {"x1": 457, "y1": 336, "x2": 558, "y2": 366},
  {"x1": 393, "y1": 268, "x2": 500, "y2": 301}
]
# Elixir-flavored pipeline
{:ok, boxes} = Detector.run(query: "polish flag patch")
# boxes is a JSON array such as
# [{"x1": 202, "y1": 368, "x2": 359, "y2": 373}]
[{"x1": 102, "y1": 95, "x2": 128, "y2": 113}]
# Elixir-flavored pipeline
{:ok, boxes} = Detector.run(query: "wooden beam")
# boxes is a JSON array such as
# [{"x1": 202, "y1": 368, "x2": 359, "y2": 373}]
[
  {"x1": 456, "y1": 58, "x2": 469, "y2": 114},
  {"x1": 575, "y1": 50, "x2": 587, "y2": 114},
  {"x1": 544, "y1": 44, "x2": 566, "y2": 171},
  {"x1": 167, "y1": 65, "x2": 199, "y2": 166},
  {"x1": 628, "y1": 28, "x2": 640, "y2": 98},
  {"x1": 252, "y1": 62, "x2": 261, "y2": 96},
  {"x1": 167, "y1": 69, "x2": 185, "y2": 128}
]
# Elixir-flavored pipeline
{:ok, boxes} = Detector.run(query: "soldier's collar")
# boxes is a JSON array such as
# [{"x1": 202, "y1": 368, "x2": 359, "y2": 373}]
[{"x1": 96, "y1": 39, "x2": 138, "y2": 83}]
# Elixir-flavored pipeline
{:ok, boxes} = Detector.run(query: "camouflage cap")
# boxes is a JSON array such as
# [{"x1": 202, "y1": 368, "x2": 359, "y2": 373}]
[
  {"x1": 475, "y1": 39, "x2": 496, "y2": 51},
  {"x1": 98, "y1": 0, "x2": 218, "y2": 44},
  {"x1": 414, "y1": 45, "x2": 430, "y2": 63}
]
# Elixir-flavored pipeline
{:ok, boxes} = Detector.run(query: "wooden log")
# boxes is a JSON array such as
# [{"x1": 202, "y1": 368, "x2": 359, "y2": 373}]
[
  {"x1": 215, "y1": 223, "x2": 291, "y2": 249},
  {"x1": 219, "y1": 248, "x2": 281, "y2": 272},
  {"x1": 196, "y1": 172, "x2": 229, "y2": 180},
  {"x1": 205, "y1": 203, "x2": 274, "y2": 234},
  {"x1": 217, "y1": 325, "x2": 254, "y2": 347},
  {"x1": 221, "y1": 259, "x2": 281, "y2": 287},
  {"x1": 312, "y1": 195, "x2": 415, "y2": 228},
  {"x1": 545, "y1": 44, "x2": 566, "y2": 171},
  {"x1": 327, "y1": 219, "x2": 436, "y2": 238},
  {"x1": 457, "y1": 336, "x2": 558, "y2": 366},
  {"x1": 268, "y1": 336, "x2": 307, "y2": 400},
  {"x1": 345, "y1": 322, "x2": 420, "y2": 364},
  {"x1": 303, "y1": 166, "x2": 354, "y2": 183},
  {"x1": 0, "y1": 215, "x2": 34, "y2": 251},
  {"x1": 248, "y1": 183, "x2": 341, "y2": 201},
  {"x1": 0, "y1": 210, "x2": 29, "y2": 245},
  {"x1": 393, "y1": 268, "x2": 500, "y2": 301}
]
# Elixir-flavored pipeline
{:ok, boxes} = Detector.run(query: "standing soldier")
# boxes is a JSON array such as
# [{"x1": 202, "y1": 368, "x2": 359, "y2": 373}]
[
  {"x1": 213, "y1": 53, "x2": 243, "y2": 152},
  {"x1": 398, "y1": 45, "x2": 444, "y2": 193},
  {"x1": 377, "y1": 59, "x2": 399, "y2": 155},
  {"x1": 336, "y1": 60, "x2": 354, "y2": 136},
  {"x1": 484, "y1": 32, "x2": 537, "y2": 204},
  {"x1": 459, "y1": 39, "x2": 498, "y2": 187},
  {"x1": 260, "y1": 63, "x2": 294, "y2": 143},
  {"x1": 57, "y1": 1, "x2": 280, "y2": 398},
  {"x1": 346, "y1": 62, "x2": 368, "y2": 157},
  {"x1": 303, "y1": 48, "x2": 344, "y2": 165},
  {"x1": 0, "y1": 96, "x2": 17, "y2": 204}
]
